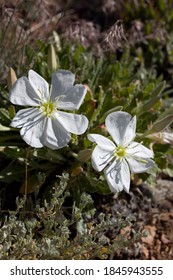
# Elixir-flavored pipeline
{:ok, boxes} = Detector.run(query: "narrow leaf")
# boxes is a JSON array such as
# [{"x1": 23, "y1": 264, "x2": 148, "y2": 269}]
[{"x1": 144, "y1": 114, "x2": 173, "y2": 135}]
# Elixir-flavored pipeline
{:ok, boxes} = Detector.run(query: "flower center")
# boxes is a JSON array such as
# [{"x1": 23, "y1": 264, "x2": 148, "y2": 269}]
[
  {"x1": 114, "y1": 146, "x2": 126, "y2": 158},
  {"x1": 41, "y1": 100, "x2": 55, "y2": 117}
]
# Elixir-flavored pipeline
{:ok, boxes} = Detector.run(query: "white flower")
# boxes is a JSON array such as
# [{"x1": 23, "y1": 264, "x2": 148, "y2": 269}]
[
  {"x1": 88, "y1": 111, "x2": 155, "y2": 193},
  {"x1": 9, "y1": 70, "x2": 88, "y2": 149}
]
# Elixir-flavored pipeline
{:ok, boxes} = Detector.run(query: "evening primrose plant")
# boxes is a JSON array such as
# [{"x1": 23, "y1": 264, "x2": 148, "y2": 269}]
[
  {"x1": 1, "y1": 39, "x2": 173, "y2": 260},
  {"x1": 1, "y1": 40, "x2": 173, "y2": 200},
  {"x1": 2, "y1": 1, "x2": 173, "y2": 260},
  {"x1": 8, "y1": 68, "x2": 155, "y2": 193}
]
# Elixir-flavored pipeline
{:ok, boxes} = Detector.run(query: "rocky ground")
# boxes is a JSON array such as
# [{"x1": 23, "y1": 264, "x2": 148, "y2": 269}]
[
  {"x1": 1, "y1": 0, "x2": 173, "y2": 259},
  {"x1": 108, "y1": 180, "x2": 173, "y2": 259}
]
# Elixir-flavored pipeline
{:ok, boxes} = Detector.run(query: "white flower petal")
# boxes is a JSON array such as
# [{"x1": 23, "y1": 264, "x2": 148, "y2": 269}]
[
  {"x1": 91, "y1": 145, "x2": 114, "y2": 172},
  {"x1": 10, "y1": 108, "x2": 41, "y2": 128},
  {"x1": 104, "y1": 158, "x2": 130, "y2": 192},
  {"x1": 28, "y1": 70, "x2": 49, "y2": 100},
  {"x1": 162, "y1": 132, "x2": 173, "y2": 144},
  {"x1": 20, "y1": 115, "x2": 46, "y2": 148},
  {"x1": 51, "y1": 70, "x2": 75, "y2": 101},
  {"x1": 126, "y1": 141, "x2": 154, "y2": 158},
  {"x1": 55, "y1": 111, "x2": 88, "y2": 135},
  {"x1": 126, "y1": 157, "x2": 155, "y2": 173},
  {"x1": 40, "y1": 118, "x2": 71, "y2": 149},
  {"x1": 9, "y1": 77, "x2": 40, "y2": 106},
  {"x1": 105, "y1": 111, "x2": 136, "y2": 146},
  {"x1": 88, "y1": 134, "x2": 116, "y2": 151},
  {"x1": 56, "y1": 85, "x2": 87, "y2": 110},
  {"x1": 121, "y1": 159, "x2": 131, "y2": 193}
]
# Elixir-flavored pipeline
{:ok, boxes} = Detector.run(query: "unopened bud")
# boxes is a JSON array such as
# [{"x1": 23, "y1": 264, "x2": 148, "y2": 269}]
[
  {"x1": 71, "y1": 165, "x2": 83, "y2": 177},
  {"x1": 77, "y1": 149, "x2": 92, "y2": 162},
  {"x1": 8, "y1": 105, "x2": 16, "y2": 118},
  {"x1": 48, "y1": 44, "x2": 58, "y2": 72},
  {"x1": 146, "y1": 131, "x2": 173, "y2": 145},
  {"x1": 7, "y1": 67, "x2": 17, "y2": 90},
  {"x1": 52, "y1": 31, "x2": 61, "y2": 51}
]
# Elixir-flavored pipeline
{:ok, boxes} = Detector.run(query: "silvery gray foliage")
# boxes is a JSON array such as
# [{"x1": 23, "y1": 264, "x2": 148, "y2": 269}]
[{"x1": 0, "y1": 173, "x2": 143, "y2": 260}]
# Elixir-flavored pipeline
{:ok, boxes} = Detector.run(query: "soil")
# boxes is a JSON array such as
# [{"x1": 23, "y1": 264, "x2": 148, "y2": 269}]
[
  {"x1": 103, "y1": 180, "x2": 173, "y2": 259},
  {"x1": 1, "y1": 0, "x2": 173, "y2": 260}
]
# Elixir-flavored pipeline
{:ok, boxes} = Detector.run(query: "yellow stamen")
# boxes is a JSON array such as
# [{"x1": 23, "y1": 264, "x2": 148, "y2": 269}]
[
  {"x1": 41, "y1": 101, "x2": 55, "y2": 117},
  {"x1": 114, "y1": 146, "x2": 126, "y2": 157},
  {"x1": 138, "y1": 159, "x2": 148, "y2": 164}
]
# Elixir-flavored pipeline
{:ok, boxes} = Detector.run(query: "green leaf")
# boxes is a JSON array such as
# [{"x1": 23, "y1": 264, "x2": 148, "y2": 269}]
[
  {"x1": 1, "y1": 147, "x2": 26, "y2": 159},
  {"x1": 137, "y1": 95, "x2": 161, "y2": 115},
  {"x1": 135, "y1": 81, "x2": 166, "y2": 115},
  {"x1": 144, "y1": 114, "x2": 173, "y2": 135},
  {"x1": 33, "y1": 148, "x2": 66, "y2": 163},
  {"x1": 89, "y1": 86, "x2": 105, "y2": 128},
  {"x1": 0, "y1": 163, "x2": 25, "y2": 183},
  {"x1": 0, "y1": 108, "x2": 11, "y2": 125},
  {"x1": 150, "y1": 81, "x2": 166, "y2": 97}
]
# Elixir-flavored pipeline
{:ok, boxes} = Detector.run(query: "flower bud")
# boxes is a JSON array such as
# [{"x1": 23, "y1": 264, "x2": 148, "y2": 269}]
[
  {"x1": 52, "y1": 31, "x2": 61, "y2": 51},
  {"x1": 8, "y1": 105, "x2": 16, "y2": 118},
  {"x1": 71, "y1": 165, "x2": 83, "y2": 177},
  {"x1": 7, "y1": 67, "x2": 17, "y2": 90},
  {"x1": 146, "y1": 131, "x2": 173, "y2": 144},
  {"x1": 77, "y1": 149, "x2": 92, "y2": 162},
  {"x1": 48, "y1": 44, "x2": 58, "y2": 72}
]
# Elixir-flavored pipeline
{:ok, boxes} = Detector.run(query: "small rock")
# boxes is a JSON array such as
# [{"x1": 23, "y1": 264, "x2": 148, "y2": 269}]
[{"x1": 141, "y1": 225, "x2": 156, "y2": 245}]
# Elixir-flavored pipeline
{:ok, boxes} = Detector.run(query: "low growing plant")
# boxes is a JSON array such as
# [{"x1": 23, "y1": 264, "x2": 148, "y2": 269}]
[{"x1": 1, "y1": 22, "x2": 173, "y2": 259}]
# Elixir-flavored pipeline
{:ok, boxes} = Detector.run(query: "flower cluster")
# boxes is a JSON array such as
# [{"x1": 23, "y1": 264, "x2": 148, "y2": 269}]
[{"x1": 9, "y1": 70, "x2": 155, "y2": 192}]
